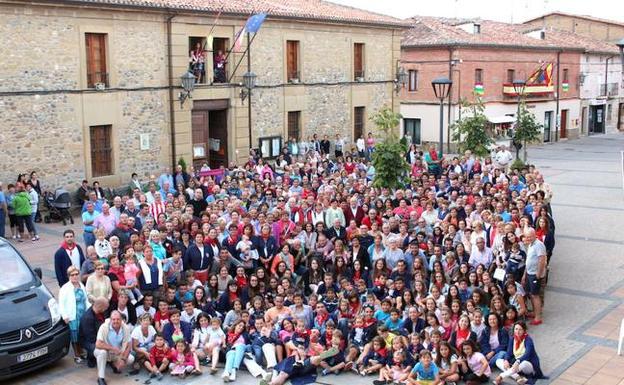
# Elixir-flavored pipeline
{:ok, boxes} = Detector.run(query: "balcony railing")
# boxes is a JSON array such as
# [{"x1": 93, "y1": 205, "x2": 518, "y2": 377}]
[
  {"x1": 354, "y1": 70, "x2": 365, "y2": 81},
  {"x1": 502, "y1": 82, "x2": 554, "y2": 97},
  {"x1": 87, "y1": 72, "x2": 109, "y2": 89},
  {"x1": 287, "y1": 71, "x2": 301, "y2": 84},
  {"x1": 599, "y1": 83, "x2": 619, "y2": 97}
]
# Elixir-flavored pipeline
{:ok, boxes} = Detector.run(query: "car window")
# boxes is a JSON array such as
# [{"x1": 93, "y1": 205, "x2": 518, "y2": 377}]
[{"x1": 0, "y1": 245, "x2": 35, "y2": 293}]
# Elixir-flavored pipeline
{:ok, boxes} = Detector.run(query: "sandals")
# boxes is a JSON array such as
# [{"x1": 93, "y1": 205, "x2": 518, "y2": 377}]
[{"x1": 73, "y1": 356, "x2": 84, "y2": 364}]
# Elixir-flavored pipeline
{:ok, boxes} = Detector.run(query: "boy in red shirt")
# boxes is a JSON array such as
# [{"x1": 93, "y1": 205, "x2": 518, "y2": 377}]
[{"x1": 145, "y1": 334, "x2": 170, "y2": 380}]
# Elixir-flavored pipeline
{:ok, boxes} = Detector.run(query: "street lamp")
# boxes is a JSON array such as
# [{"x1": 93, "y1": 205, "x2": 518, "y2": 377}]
[
  {"x1": 431, "y1": 76, "x2": 452, "y2": 158},
  {"x1": 179, "y1": 71, "x2": 196, "y2": 107},
  {"x1": 395, "y1": 67, "x2": 408, "y2": 94},
  {"x1": 240, "y1": 71, "x2": 257, "y2": 103},
  {"x1": 512, "y1": 79, "x2": 526, "y2": 160}
]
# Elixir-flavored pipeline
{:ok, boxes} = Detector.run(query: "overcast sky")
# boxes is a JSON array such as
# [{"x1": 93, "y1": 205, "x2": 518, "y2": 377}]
[{"x1": 330, "y1": 0, "x2": 624, "y2": 23}]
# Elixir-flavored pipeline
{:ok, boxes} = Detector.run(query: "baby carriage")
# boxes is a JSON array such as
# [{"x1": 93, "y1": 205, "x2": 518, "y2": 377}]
[{"x1": 43, "y1": 189, "x2": 74, "y2": 226}]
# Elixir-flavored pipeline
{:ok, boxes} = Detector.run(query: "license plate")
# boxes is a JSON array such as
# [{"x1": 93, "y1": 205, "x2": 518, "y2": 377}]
[{"x1": 18, "y1": 346, "x2": 48, "y2": 362}]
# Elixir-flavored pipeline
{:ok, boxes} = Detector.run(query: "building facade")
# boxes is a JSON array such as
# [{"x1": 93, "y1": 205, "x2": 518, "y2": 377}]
[
  {"x1": 523, "y1": 12, "x2": 624, "y2": 44},
  {"x1": 399, "y1": 18, "x2": 584, "y2": 149},
  {"x1": 0, "y1": 0, "x2": 404, "y2": 189}
]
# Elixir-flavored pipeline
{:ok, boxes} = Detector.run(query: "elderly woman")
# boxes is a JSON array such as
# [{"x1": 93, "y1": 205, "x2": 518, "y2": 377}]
[
  {"x1": 59, "y1": 266, "x2": 90, "y2": 363},
  {"x1": 149, "y1": 230, "x2": 167, "y2": 260},
  {"x1": 86, "y1": 261, "x2": 112, "y2": 304}
]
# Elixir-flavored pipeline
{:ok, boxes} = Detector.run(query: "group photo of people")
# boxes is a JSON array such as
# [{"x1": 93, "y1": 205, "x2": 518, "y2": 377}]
[{"x1": 5, "y1": 134, "x2": 556, "y2": 385}]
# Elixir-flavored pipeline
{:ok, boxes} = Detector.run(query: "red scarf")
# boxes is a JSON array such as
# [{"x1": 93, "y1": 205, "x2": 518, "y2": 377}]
[
  {"x1": 514, "y1": 333, "x2": 527, "y2": 351},
  {"x1": 61, "y1": 241, "x2": 76, "y2": 252},
  {"x1": 205, "y1": 238, "x2": 218, "y2": 246},
  {"x1": 456, "y1": 328, "x2": 470, "y2": 348},
  {"x1": 227, "y1": 331, "x2": 241, "y2": 345}
]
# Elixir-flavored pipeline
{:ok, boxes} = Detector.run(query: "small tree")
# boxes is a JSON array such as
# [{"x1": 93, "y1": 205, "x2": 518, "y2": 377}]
[
  {"x1": 370, "y1": 106, "x2": 410, "y2": 190},
  {"x1": 513, "y1": 102, "x2": 543, "y2": 162},
  {"x1": 451, "y1": 98, "x2": 493, "y2": 158},
  {"x1": 178, "y1": 157, "x2": 187, "y2": 171}
]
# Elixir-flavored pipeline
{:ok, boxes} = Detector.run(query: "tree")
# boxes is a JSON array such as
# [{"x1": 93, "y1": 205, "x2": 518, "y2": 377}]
[
  {"x1": 370, "y1": 106, "x2": 410, "y2": 190},
  {"x1": 513, "y1": 102, "x2": 543, "y2": 162},
  {"x1": 177, "y1": 157, "x2": 187, "y2": 171},
  {"x1": 451, "y1": 98, "x2": 493, "y2": 158}
]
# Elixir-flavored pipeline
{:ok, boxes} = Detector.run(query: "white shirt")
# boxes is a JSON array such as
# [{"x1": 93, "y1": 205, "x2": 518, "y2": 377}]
[
  {"x1": 131, "y1": 325, "x2": 156, "y2": 349},
  {"x1": 181, "y1": 308, "x2": 202, "y2": 325},
  {"x1": 66, "y1": 246, "x2": 82, "y2": 269},
  {"x1": 136, "y1": 306, "x2": 156, "y2": 318}
]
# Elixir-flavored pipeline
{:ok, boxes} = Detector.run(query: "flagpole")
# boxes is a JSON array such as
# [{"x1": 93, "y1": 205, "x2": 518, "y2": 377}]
[
  {"x1": 228, "y1": 32, "x2": 259, "y2": 83},
  {"x1": 203, "y1": 7, "x2": 223, "y2": 51},
  {"x1": 247, "y1": 31, "x2": 253, "y2": 149}
]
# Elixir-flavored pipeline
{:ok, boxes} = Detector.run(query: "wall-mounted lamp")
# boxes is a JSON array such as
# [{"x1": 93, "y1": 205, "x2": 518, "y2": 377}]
[
  {"x1": 394, "y1": 67, "x2": 408, "y2": 94},
  {"x1": 240, "y1": 71, "x2": 257, "y2": 103},
  {"x1": 179, "y1": 71, "x2": 196, "y2": 107}
]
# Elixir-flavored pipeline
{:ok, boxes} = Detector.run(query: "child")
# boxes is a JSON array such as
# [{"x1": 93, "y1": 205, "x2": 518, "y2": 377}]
[
  {"x1": 234, "y1": 266, "x2": 248, "y2": 289},
  {"x1": 408, "y1": 349, "x2": 440, "y2": 385},
  {"x1": 358, "y1": 336, "x2": 388, "y2": 376},
  {"x1": 205, "y1": 317, "x2": 226, "y2": 374},
  {"x1": 163, "y1": 248, "x2": 184, "y2": 286},
  {"x1": 438, "y1": 307, "x2": 454, "y2": 341},
  {"x1": 123, "y1": 254, "x2": 143, "y2": 304},
  {"x1": 346, "y1": 315, "x2": 371, "y2": 366},
  {"x1": 434, "y1": 341, "x2": 460, "y2": 385},
  {"x1": 322, "y1": 287, "x2": 339, "y2": 314},
  {"x1": 190, "y1": 313, "x2": 211, "y2": 365},
  {"x1": 375, "y1": 299, "x2": 393, "y2": 323},
  {"x1": 406, "y1": 333, "x2": 424, "y2": 363},
  {"x1": 289, "y1": 318, "x2": 311, "y2": 364},
  {"x1": 235, "y1": 234, "x2": 257, "y2": 269},
  {"x1": 319, "y1": 335, "x2": 346, "y2": 375},
  {"x1": 423, "y1": 331, "x2": 442, "y2": 361},
  {"x1": 154, "y1": 299, "x2": 170, "y2": 333},
  {"x1": 377, "y1": 350, "x2": 411, "y2": 385},
  {"x1": 94, "y1": 228, "x2": 112, "y2": 261},
  {"x1": 384, "y1": 308, "x2": 403, "y2": 334},
  {"x1": 168, "y1": 340, "x2": 201, "y2": 378},
  {"x1": 145, "y1": 333, "x2": 170, "y2": 380}
]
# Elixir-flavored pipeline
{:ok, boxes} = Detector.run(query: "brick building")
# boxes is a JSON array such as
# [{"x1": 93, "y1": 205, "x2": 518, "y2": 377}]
[
  {"x1": 0, "y1": 0, "x2": 405, "y2": 189},
  {"x1": 399, "y1": 17, "x2": 588, "y2": 149}
]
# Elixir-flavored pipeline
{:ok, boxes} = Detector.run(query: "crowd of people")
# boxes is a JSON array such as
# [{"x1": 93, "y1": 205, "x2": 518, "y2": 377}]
[{"x1": 6, "y1": 136, "x2": 556, "y2": 385}]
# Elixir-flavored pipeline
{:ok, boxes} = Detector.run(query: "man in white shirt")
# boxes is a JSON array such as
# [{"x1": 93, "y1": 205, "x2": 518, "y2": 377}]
[
  {"x1": 469, "y1": 237, "x2": 493, "y2": 269},
  {"x1": 180, "y1": 300, "x2": 202, "y2": 325},
  {"x1": 494, "y1": 145, "x2": 513, "y2": 170}
]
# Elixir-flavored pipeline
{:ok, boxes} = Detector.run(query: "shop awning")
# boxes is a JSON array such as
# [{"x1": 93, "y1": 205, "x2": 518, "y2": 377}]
[{"x1": 488, "y1": 115, "x2": 516, "y2": 124}]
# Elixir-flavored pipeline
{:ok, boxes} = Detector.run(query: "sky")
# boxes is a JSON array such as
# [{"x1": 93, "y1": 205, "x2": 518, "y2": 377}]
[{"x1": 329, "y1": 0, "x2": 624, "y2": 23}]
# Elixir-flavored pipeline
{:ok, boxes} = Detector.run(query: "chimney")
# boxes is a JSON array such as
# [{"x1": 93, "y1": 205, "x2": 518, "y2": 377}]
[{"x1": 473, "y1": 22, "x2": 481, "y2": 34}]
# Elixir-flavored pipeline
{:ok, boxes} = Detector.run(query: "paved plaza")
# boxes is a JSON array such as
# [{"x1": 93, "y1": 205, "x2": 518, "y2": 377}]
[{"x1": 6, "y1": 133, "x2": 624, "y2": 385}]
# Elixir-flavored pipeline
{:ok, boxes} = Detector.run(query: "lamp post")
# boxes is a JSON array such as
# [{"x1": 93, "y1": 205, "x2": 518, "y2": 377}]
[
  {"x1": 179, "y1": 71, "x2": 196, "y2": 107},
  {"x1": 431, "y1": 77, "x2": 452, "y2": 158},
  {"x1": 395, "y1": 67, "x2": 408, "y2": 94},
  {"x1": 240, "y1": 71, "x2": 257, "y2": 149},
  {"x1": 512, "y1": 79, "x2": 526, "y2": 160}
]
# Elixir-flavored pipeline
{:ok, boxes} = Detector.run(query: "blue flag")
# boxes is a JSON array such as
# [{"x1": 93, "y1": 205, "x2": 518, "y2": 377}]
[{"x1": 245, "y1": 13, "x2": 267, "y2": 33}]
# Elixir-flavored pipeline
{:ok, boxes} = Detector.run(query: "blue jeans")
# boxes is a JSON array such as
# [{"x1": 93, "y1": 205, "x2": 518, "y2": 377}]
[
  {"x1": 0, "y1": 209, "x2": 5, "y2": 238},
  {"x1": 251, "y1": 344, "x2": 263, "y2": 363},
  {"x1": 83, "y1": 231, "x2": 95, "y2": 247},
  {"x1": 488, "y1": 350, "x2": 507, "y2": 368},
  {"x1": 224, "y1": 344, "x2": 246, "y2": 373}
]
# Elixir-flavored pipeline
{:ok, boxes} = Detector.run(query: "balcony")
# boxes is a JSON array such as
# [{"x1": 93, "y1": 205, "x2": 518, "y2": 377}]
[
  {"x1": 354, "y1": 70, "x2": 365, "y2": 82},
  {"x1": 502, "y1": 82, "x2": 554, "y2": 97},
  {"x1": 599, "y1": 83, "x2": 619, "y2": 97}
]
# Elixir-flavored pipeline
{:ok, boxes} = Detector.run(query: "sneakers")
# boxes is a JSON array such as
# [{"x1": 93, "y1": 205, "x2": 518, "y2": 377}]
[
  {"x1": 321, "y1": 369, "x2": 329, "y2": 376},
  {"x1": 210, "y1": 367, "x2": 218, "y2": 374},
  {"x1": 262, "y1": 371, "x2": 273, "y2": 382},
  {"x1": 156, "y1": 372, "x2": 164, "y2": 381},
  {"x1": 222, "y1": 371, "x2": 230, "y2": 382},
  {"x1": 373, "y1": 381, "x2": 388, "y2": 385},
  {"x1": 516, "y1": 377, "x2": 528, "y2": 385},
  {"x1": 229, "y1": 369, "x2": 236, "y2": 381},
  {"x1": 149, "y1": 372, "x2": 157, "y2": 379}
]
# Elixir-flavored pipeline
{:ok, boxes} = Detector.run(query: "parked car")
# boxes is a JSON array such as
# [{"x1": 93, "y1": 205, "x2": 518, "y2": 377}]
[{"x1": 0, "y1": 237, "x2": 70, "y2": 380}]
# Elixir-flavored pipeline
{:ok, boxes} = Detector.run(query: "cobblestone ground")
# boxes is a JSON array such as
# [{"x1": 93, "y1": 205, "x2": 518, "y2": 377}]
[{"x1": 6, "y1": 133, "x2": 624, "y2": 385}]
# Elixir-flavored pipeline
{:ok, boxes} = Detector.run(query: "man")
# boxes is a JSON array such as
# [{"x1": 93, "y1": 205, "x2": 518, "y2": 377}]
[
  {"x1": 77, "y1": 179, "x2": 92, "y2": 206},
  {"x1": 82, "y1": 202, "x2": 100, "y2": 247},
  {"x1": 93, "y1": 203, "x2": 116, "y2": 236},
  {"x1": 136, "y1": 203, "x2": 151, "y2": 230},
  {"x1": 324, "y1": 199, "x2": 345, "y2": 228},
  {"x1": 122, "y1": 199, "x2": 140, "y2": 222},
  {"x1": 468, "y1": 237, "x2": 493, "y2": 269},
  {"x1": 81, "y1": 245, "x2": 99, "y2": 283},
  {"x1": 326, "y1": 218, "x2": 347, "y2": 243},
  {"x1": 110, "y1": 213, "x2": 135, "y2": 250},
  {"x1": 94, "y1": 311, "x2": 135, "y2": 385},
  {"x1": 334, "y1": 133, "x2": 345, "y2": 158},
  {"x1": 264, "y1": 294, "x2": 292, "y2": 324},
  {"x1": 79, "y1": 297, "x2": 109, "y2": 368},
  {"x1": 509, "y1": 175, "x2": 526, "y2": 195},
  {"x1": 320, "y1": 135, "x2": 331, "y2": 156},
  {"x1": 149, "y1": 192, "x2": 166, "y2": 220},
  {"x1": 0, "y1": 182, "x2": 6, "y2": 238},
  {"x1": 361, "y1": 208, "x2": 382, "y2": 229},
  {"x1": 157, "y1": 167, "x2": 174, "y2": 194},
  {"x1": 189, "y1": 188, "x2": 208, "y2": 218},
  {"x1": 343, "y1": 196, "x2": 364, "y2": 226},
  {"x1": 523, "y1": 228, "x2": 547, "y2": 326},
  {"x1": 494, "y1": 145, "x2": 513, "y2": 170},
  {"x1": 184, "y1": 233, "x2": 212, "y2": 283},
  {"x1": 82, "y1": 191, "x2": 103, "y2": 213},
  {"x1": 109, "y1": 196, "x2": 124, "y2": 222},
  {"x1": 173, "y1": 164, "x2": 190, "y2": 188},
  {"x1": 54, "y1": 229, "x2": 86, "y2": 286}
]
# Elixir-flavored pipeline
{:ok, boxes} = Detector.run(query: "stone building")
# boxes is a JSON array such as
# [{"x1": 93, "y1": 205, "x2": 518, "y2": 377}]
[
  {"x1": 399, "y1": 17, "x2": 586, "y2": 149},
  {"x1": 523, "y1": 12, "x2": 624, "y2": 44},
  {"x1": 0, "y1": 0, "x2": 405, "y2": 189}
]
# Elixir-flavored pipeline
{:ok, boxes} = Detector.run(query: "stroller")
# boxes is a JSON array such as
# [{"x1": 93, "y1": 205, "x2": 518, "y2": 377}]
[{"x1": 43, "y1": 189, "x2": 74, "y2": 226}]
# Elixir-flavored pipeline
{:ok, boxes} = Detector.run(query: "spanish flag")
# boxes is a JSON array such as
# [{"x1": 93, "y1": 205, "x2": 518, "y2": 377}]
[{"x1": 527, "y1": 63, "x2": 553, "y2": 86}]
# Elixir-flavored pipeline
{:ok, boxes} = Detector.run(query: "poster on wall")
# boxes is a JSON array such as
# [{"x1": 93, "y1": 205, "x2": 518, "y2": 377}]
[{"x1": 139, "y1": 134, "x2": 150, "y2": 150}]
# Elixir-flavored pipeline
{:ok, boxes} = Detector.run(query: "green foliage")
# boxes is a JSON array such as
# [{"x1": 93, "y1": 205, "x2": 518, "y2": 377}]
[
  {"x1": 451, "y1": 98, "x2": 493, "y2": 158},
  {"x1": 513, "y1": 102, "x2": 543, "y2": 145},
  {"x1": 370, "y1": 106, "x2": 410, "y2": 190},
  {"x1": 510, "y1": 158, "x2": 525, "y2": 171},
  {"x1": 177, "y1": 157, "x2": 187, "y2": 171}
]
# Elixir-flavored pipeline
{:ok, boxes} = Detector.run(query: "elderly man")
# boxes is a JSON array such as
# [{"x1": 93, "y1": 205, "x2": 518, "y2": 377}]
[
  {"x1": 109, "y1": 196, "x2": 124, "y2": 222},
  {"x1": 469, "y1": 237, "x2": 494, "y2": 269},
  {"x1": 79, "y1": 297, "x2": 109, "y2": 368},
  {"x1": 343, "y1": 196, "x2": 365, "y2": 226},
  {"x1": 523, "y1": 228, "x2": 547, "y2": 326},
  {"x1": 93, "y1": 203, "x2": 116, "y2": 236},
  {"x1": 82, "y1": 201, "x2": 101, "y2": 246},
  {"x1": 94, "y1": 310, "x2": 134, "y2": 385},
  {"x1": 82, "y1": 191, "x2": 103, "y2": 213},
  {"x1": 494, "y1": 145, "x2": 513, "y2": 170}
]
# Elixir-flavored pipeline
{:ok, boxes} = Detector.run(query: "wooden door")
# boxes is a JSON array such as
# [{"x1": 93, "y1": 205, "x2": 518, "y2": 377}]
[
  {"x1": 560, "y1": 109, "x2": 567, "y2": 139},
  {"x1": 286, "y1": 40, "x2": 299, "y2": 81},
  {"x1": 192, "y1": 110, "x2": 209, "y2": 168},
  {"x1": 85, "y1": 33, "x2": 107, "y2": 87},
  {"x1": 354, "y1": 43, "x2": 364, "y2": 79},
  {"x1": 208, "y1": 109, "x2": 228, "y2": 168}
]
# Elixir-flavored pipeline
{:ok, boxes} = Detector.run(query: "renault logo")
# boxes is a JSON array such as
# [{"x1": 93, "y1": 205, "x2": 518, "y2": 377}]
[{"x1": 24, "y1": 329, "x2": 32, "y2": 339}]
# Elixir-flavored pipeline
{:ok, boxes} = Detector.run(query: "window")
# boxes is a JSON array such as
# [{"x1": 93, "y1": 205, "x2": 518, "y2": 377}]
[
  {"x1": 563, "y1": 68, "x2": 569, "y2": 83},
  {"x1": 286, "y1": 40, "x2": 300, "y2": 82},
  {"x1": 403, "y1": 119, "x2": 421, "y2": 144},
  {"x1": 354, "y1": 107, "x2": 365, "y2": 140},
  {"x1": 507, "y1": 69, "x2": 515, "y2": 83},
  {"x1": 212, "y1": 37, "x2": 229, "y2": 83},
  {"x1": 259, "y1": 136, "x2": 282, "y2": 159},
  {"x1": 475, "y1": 68, "x2": 483, "y2": 84},
  {"x1": 90, "y1": 125, "x2": 113, "y2": 176},
  {"x1": 607, "y1": 103, "x2": 613, "y2": 122},
  {"x1": 287, "y1": 111, "x2": 301, "y2": 141},
  {"x1": 354, "y1": 43, "x2": 364, "y2": 80},
  {"x1": 85, "y1": 33, "x2": 108, "y2": 88},
  {"x1": 408, "y1": 70, "x2": 418, "y2": 91},
  {"x1": 189, "y1": 37, "x2": 207, "y2": 84},
  {"x1": 473, "y1": 23, "x2": 481, "y2": 34}
]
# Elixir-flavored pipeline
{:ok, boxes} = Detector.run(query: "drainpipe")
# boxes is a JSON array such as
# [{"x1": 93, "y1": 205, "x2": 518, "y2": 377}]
[
  {"x1": 166, "y1": 14, "x2": 177, "y2": 170},
  {"x1": 447, "y1": 47, "x2": 453, "y2": 153},
  {"x1": 555, "y1": 50, "x2": 561, "y2": 142}
]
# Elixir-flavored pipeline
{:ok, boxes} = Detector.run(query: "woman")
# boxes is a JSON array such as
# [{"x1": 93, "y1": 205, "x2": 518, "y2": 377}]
[
  {"x1": 494, "y1": 322, "x2": 544, "y2": 385},
  {"x1": 299, "y1": 222, "x2": 317, "y2": 253},
  {"x1": 479, "y1": 313, "x2": 509, "y2": 369},
  {"x1": 449, "y1": 315, "x2": 478, "y2": 352},
  {"x1": 302, "y1": 257, "x2": 324, "y2": 295},
  {"x1": 85, "y1": 261, "x2": 112, "y2": 304},
  {"x1": 348, "y1": 259, "x2": 369, "y2": 285},
  {"x1": 149, "y1": 230, "x2": 167, "y2": 260},
  {"x1": 59, "y1": 266, "x2": 90, "y2": 363},
  {"x1": 163, "y1": 309, "x2": 193, "y2": 346},
  {"x1": 367, "y1": 234, "x2": 385, "y2": 265},
  {"x1": 270, "y1": 244, "x2": 294, "y2": 277},
  {"x1": 457, "y1": 340, "x2": 491, "y2": 384},
  {"x1": 222, "y1": 320, "x2": 249, "y2": 382}
]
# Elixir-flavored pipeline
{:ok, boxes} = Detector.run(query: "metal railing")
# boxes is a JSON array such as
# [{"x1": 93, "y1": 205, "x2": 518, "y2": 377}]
[{"x1": 87, "y1": 72, "x2": 109, "y2": 88}]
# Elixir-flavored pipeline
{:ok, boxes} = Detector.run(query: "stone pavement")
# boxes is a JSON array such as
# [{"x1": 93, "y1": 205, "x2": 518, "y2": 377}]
[{"x1": 4, "y1": 132, "x2": 624, "y2": 385}]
